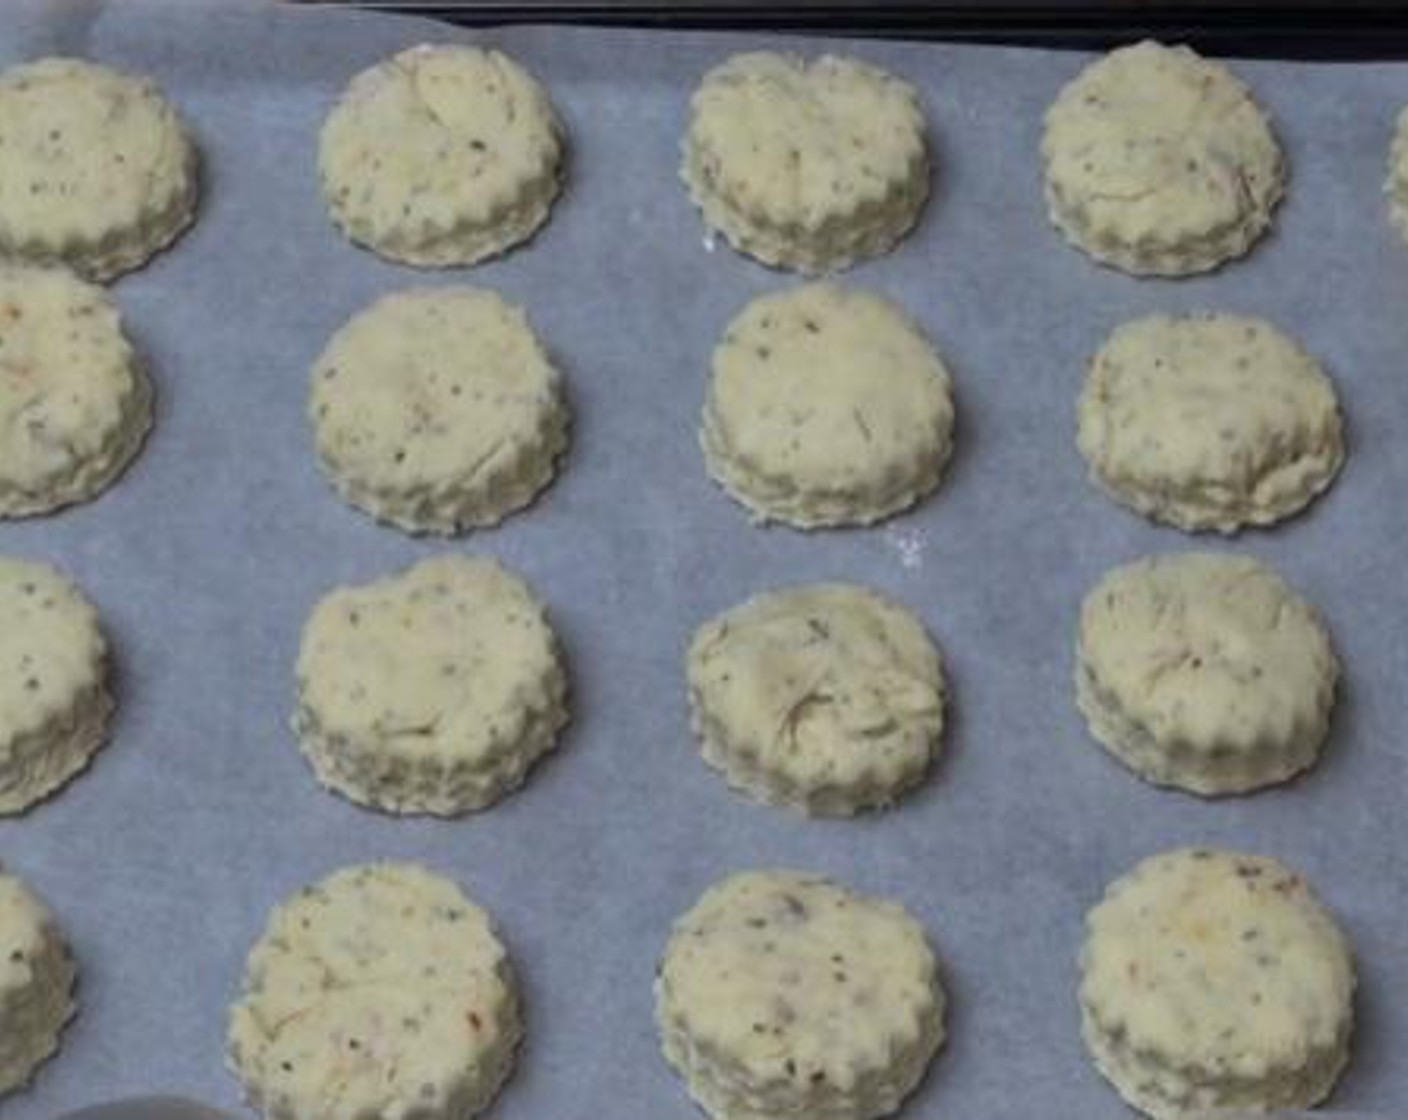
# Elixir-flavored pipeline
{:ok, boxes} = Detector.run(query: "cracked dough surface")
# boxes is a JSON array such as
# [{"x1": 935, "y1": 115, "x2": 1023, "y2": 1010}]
[
  {"x1": 682, "y1": 51, "x2": 929, "y2": 273},
  {"x1": 1042, "y1": 41, "x2": 1284, "y2": 276},
  {"x1": 1078, "y1": 312, "x2": 1343, "y2": 534},
  {"x1": 294, "y1": 554, "x2": 568, "y2": 816},
  {"x1": 701, "y1": 283, "x2": 954, "y2": 528},
  {"x1": 310, "y1": 286, "x2": 568, "y2": 536},
  {"x1": 320, "y1": 44, "x2": 564, "y2": 267},
  {"x1": 1080, "y1": 847, "x2": 1354, "y2": 1118},
  {"x1": 687, "y1": 583, "x2": 944, "y2": 816},
  {"x1": 228, "y1": 862, "x2": 520, "y2": 1120},
  {"x1": 656, "y1": 869, "x2": 944, "y2": 1120}
]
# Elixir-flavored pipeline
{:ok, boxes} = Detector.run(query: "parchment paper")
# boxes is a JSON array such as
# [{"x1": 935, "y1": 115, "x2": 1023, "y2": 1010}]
[{"x1": 0, "y1": 2, "x2": 1404, "y2": 1117}]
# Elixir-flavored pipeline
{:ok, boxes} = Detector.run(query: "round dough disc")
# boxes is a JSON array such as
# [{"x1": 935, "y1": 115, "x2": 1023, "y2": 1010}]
[{"x1": 0, "y1": 868, "x2": 75, "y2": 1096}]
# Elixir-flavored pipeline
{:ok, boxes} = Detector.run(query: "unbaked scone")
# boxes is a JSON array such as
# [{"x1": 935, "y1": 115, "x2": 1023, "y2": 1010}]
[
  {"x1": 1386, "y1": 105, "x2": 1408, "y2": 244},
  {"x1": 228, "y1": 862, "x2": 521, "y2": 1120},
  {"x1": 1080, "y1": 847, "x2": 1354, "y2": 1118},
  {"x1": 1076, "y1": 552, "x2": 1337, "y2": 796},
  {"x1": 320, "y1": 44, "x2": 564, "y2": 267},
  {"x1": 1078, "y1": 312, "x2": 1343, "y2": 533},
  {"x1": 0, "y1": 57, "x2": 198, "y2": 282},
  {"x1": 294, "y1": 554, "x2": 568, "y2": 816},
  {"x1": 0, "y1": 264, "x2": 152, "y2": 517},
  {"x1": 682, "y1": 52, "x2": 928, "y2": 274},
  {"x1": 656, "y1": 869, "x2": 944, "y2": 1120},
  {"x1": 701, "y1": 283, "x2": 954, "y2": 528},
  {"x1": 0, "y1": 868, "x2": 75, "y2": 1097},
  {"x1": 310, "y1": 286, "x2": 568, "y2": 536},
  {"x1": 687, "y1": 584, "x2": 944, "y2": 816},
  {"x1": 0, "y1": 557, "x2": 113, "y2": 814},
  {"x1": 1042, "y1": 41, "x2": 1284, "y2": 276}
]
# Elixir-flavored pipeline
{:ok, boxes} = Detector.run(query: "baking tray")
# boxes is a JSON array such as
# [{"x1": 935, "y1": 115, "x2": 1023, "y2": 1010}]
[{"x1": 0, "y1": 2, "x2": 1406, "y2": 1119}]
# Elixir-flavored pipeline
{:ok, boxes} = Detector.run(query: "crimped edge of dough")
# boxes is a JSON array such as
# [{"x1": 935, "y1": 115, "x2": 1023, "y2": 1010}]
[
  {"x1": 1073, "y1": 657, "x2": 1329, "y2": 796},
  {"x1": 292, "y1": 664, "x2": 568, "y2": 817},
  {"x1": 1385, "y1": 105, "x2": 1408, "y2": 246},
  {"x1": 0, "y1": 908, "x2": 76, "y2": 1095},
  {"x1": 0, "y1": 682, "x2": 112, "y2": 815},
  {"x1": 1079, "y1": 999, "x2": 1351, "y2": 1120},
  {"x1": 316, "y1": 391, "x2": 569, "y2": 537},
  {"x1": 0, "y1": 362, "x2": 153, "y2": 519},
  {"x1": 699, "y1": 402, "x2": 949, "y2": 530}
]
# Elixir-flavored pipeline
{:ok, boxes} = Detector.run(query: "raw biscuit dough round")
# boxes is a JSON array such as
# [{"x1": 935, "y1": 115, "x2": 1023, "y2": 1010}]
[
  {"x1": 228, "y1": 862, "x2": 521, "y2": 1120},
  {"x1": 0, "y1": 556, "x2": 113, "y2": 814},
  {"x1": 310, "y1": 286, "x2": 568, "y2": 536},
  {"x1": 1385, "y1": 105, "x2": 1408, "y2": 245},
  {"x1": 1080, "y1": 847, "x2": 1355, "y2": 1118},
  {"x1": 687, "y1": 583, "x2": 945, "y2": 816},
  {"x1": 294, "y1": 553, "x2": 568, "y2": 816},
  {"x1": 682, "y1": 51, "x2": 929, "y2": 274},
  {"x1": 0, "y1": 264, "x2": 153, "y2": 517},
  {"x1": 656, "y1": 869, "x2": 945, "y2": 1120},
  {"x1": 1076, "y1": 552, "x2": 1337, "y2": 796},
  {"x1": 0, "y1": 868, "x2": 75, "y2": 1097},
  {"x1": 0, "y1": 57, "x2": 198, "y2": 282},
  {"x1": 1042, "y1": 41, "x2": 1284, "y2": 276},
  {"x1": 1078, "y1": 312, "x2": 1343, "y2": 533},
  {"x1": 320, "y1": 44, "x2": 565, "y2": 268},
  {"x1": 701, "y1": 283, "x2": 954, "y2": 529}
]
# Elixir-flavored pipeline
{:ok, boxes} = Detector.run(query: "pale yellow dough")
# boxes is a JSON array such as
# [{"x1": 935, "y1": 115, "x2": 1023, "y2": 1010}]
[
  {"x1": 1076, "y1": 552, "x2": 1337, "y2": 795},
  {"x1": 320, "y1": 44, "x2": 564, "y2": 267},
  {"x1": 1078, "y1": 312, "x2": 1343, "y2": 533},
  {"x1": 1080, "y1": 847, "x2": 1354, "y2": 1118},
  {"x1": 310, "y1": 286, "x2": 568, "y2": 536},
  {"x1": 0, "y1": 57, "x2": 198, "y2": 281},
  {"x1": 656, "y1": 869, "x2": 945, "y2": 1120},
  {"x1": 682, "y1": 51, "x2": 929, "y2": 274},
  {"x1": 1385, "y1": 105, "x2": 1408, "y2": 244},
  {"x1": 228, "y1": 862, "x2": 521, "y2": 1120},
  {"x1": 702, "y1": 283, "x2": 954, "y2": 528},
  {"x1": 0, "y1": 264, "x2": 152, "y2": 516},
  {"x1": 0, "y1": 869, "x2": 75, "y2": 1097},
  {"x1": 294, "y1": 554, "x2": 568, "y2": 816},
  {"x1": 0, "y1": 556, "x2": 112, "y2": 814},
  {"x1": 687, "y1": 583, "x2": 944, "y2": 815},
  {"x1": 1042, "y1": 41, "x2": 1284, "y2": 276}
]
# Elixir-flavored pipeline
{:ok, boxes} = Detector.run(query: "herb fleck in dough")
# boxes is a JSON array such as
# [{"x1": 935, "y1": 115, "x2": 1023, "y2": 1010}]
[
  {"x1": 1076, "y1": 552, "x2": 1337, "y2": 796},
  {"x1": 294, "y1": 554, "x2": 568, "y2": 816},
  {"x1": 0, "y1": 57, "x2": 198, "y2": 282},
  {"x1": 1042, "y1": 41, "x2": 1284, "y2": 276},
  {"x1": 0, "y1": 868, "x2": 75, "y2": 1098},
  {"x1": 228, "y1": 862, "x2": 521, "y2": 1120},
  {"x1": 1080, "y1": 847, "x2": 1355, "y2": 1118},
  {"x1": 309, "y1": 286, "x2": 568, "y2": 537},
  {"x1": 682, "y1": 51, "x2": 929, "y2": 273},
  {"x1": 656, "y1": 869, "x2": 945, "y2": 1120},
  {"x1": 0, "y1": 556, "x2": 112, "y2": 814},
  {"x1": 702, "y1": 283, "x2": 955, "y2": 529},
  {"x1": 688, "y1": 583, "x2": 945, "y2": 816},
  {"x1": 1078, "y1": 312, "x2": 1343, "y2": 533},
  {"x1": 320, "y1": 44, "x2": 564, "y2": 267},
  {"x1": 0, "y1": 264, "x2": 152, "y2": 517}
]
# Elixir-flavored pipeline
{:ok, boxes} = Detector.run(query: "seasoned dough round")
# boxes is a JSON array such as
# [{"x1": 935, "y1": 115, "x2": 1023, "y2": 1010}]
[
  {"x1": 0, "y1": 265, "x2": 152, "y2": 517},
  {"x1": 0, "y1": 57, "x2": 198, "y2": 282},
  {"x1": 1076, "y1": 553, "x2": 1337, "y2": 795},
  {"x1": 656, "y1": 869, "x2": 945, "y2": 1120},
  {"x1": 687, "y1": 583, "x2": 944, "y2": 816},
  {"x1": 0, "y1": 868, "x2": 75, "y2": 1097},
  {"x1": 1042, "y1": 41, "x2": 1284, "y2": 276},
  {"x1": 701, "y1": 283, "x2": 954, "y2": 529},
  {"x1": 1078, "y1": 312, "x2": 1343, "y2": 534},
  {"x1": 1080, "y1": 847, "x2": 1354, "y2": 1118},
  {"x1": 228, "y1": 862, "x2": 521, "y2": 1120},
  {"x1": 310, "y1": 286, "x2": 568, "y2": 536},
  {"x1": 682, "y1": 51, "x2": 929, "y2": 274},
  {"x1": 1385, "y1": 105, "x2": 1408, "y2": 245},
  {"x1": 294, "y1": 554, "x2": 568, "y2": 816},
  {"x1": 320, "y1": 44, "x2": 564, "y2": 268},
  {"x1": 0, "y1": 557, "x2": 112, "y2": 814}
]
